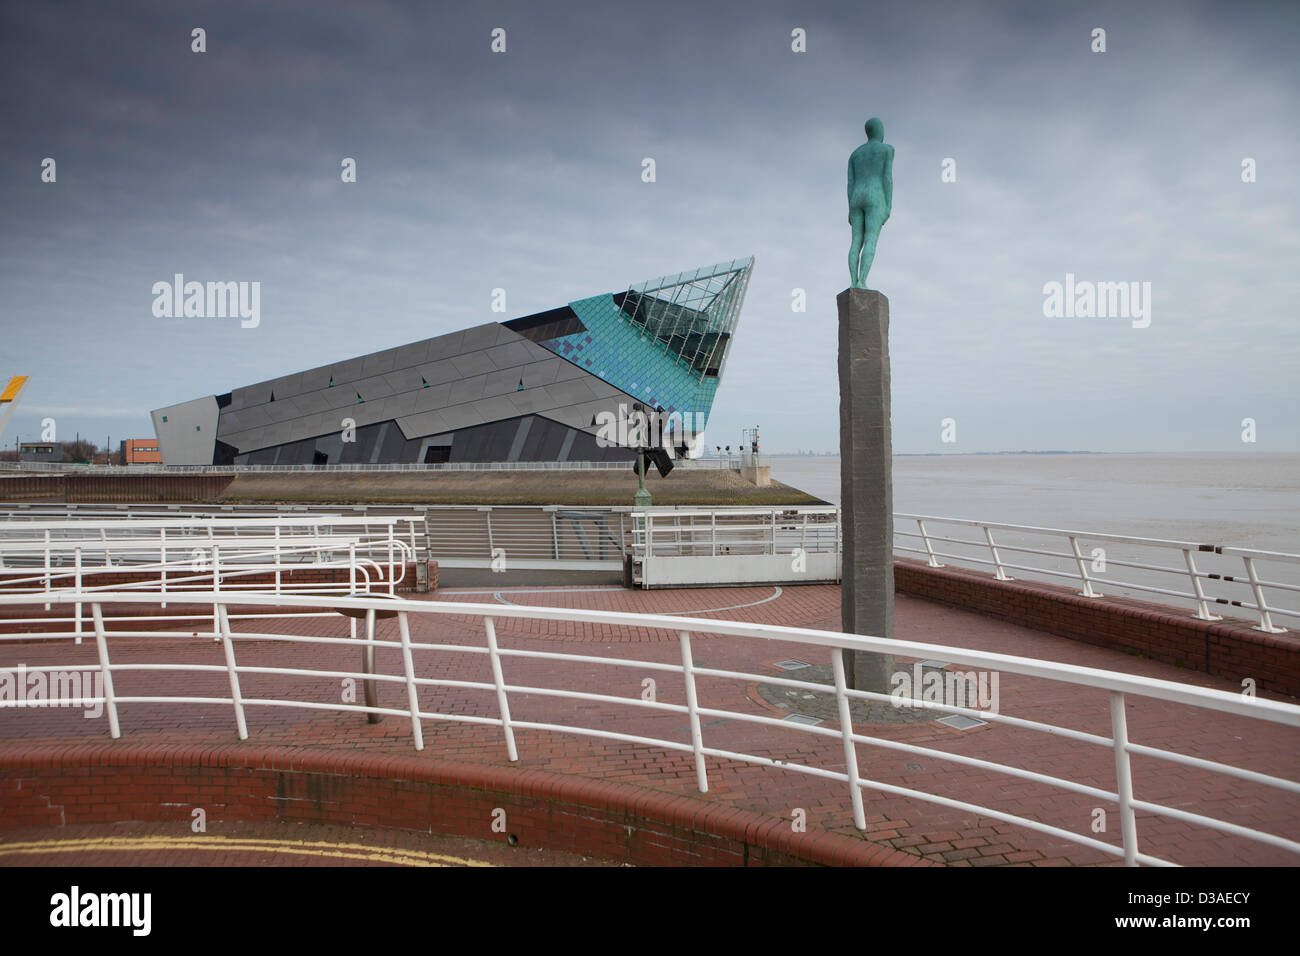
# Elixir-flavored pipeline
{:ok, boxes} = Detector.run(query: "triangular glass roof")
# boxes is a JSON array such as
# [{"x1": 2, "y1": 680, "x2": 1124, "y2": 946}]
[{"x1": 617, "y1": 257, "x2": 754, "y2": 381}]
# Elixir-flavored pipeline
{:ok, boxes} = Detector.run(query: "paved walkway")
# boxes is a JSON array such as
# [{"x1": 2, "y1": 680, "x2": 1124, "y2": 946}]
[{"x1": 2, "y1": 584, "x2": 1297, "y2": 866}]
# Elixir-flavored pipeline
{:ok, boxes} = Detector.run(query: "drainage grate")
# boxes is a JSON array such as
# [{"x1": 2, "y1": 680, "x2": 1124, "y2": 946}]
[
  {"x1": 782, "y1": 713, "x2": 823, "y2": 726},
  {"x1": 772, "y1": 659, "x2": 810, "y2": 670},
  {"x1": 936, "y1": 714, "x2": 987, "y2": 730}
]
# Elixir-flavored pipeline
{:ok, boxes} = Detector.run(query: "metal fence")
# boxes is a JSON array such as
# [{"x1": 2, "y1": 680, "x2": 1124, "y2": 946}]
[
  {"x1": 1, "y1": 589, "x2": 1296, "y2": 867},
  {"x1": 630, "y1": 507, "x2": 840, "y2": 558},
  {"x1": 1, "y1": 503, "x2": 1295, "y2": 630},
  {"x1": 898, "y1": 514, "x2": 1299, "y2": 633},
  {"x1": 0, "y1": 515, "x2": 420, "y2": 641}
]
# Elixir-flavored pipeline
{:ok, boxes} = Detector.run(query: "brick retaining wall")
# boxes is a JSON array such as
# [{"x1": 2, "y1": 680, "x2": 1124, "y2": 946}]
[
  {"x1": 0, "y1": 744, "x2": 926, "y2": 867},
  {"x1": 0, "y1": 474, "x2": 234, "y2": 503},
  {"x1": 895, "y1": 557, "x2": 1300, "y2": 697}
]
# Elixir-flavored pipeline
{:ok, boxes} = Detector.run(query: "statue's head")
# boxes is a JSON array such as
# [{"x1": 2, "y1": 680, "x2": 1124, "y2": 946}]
[{"x1": 865, "y1": 117, "x2": 884, "y2": 141}]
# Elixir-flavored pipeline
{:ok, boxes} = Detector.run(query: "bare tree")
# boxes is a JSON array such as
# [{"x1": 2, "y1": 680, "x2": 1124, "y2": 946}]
[{"x1": 62, "y1": 439, "x2": 97, "y2": 463}]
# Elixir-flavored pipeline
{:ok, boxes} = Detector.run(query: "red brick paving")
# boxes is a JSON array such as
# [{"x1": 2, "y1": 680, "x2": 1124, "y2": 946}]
[{"x1": 1, "y1": 584, "x2": 1297, "y2": 866}]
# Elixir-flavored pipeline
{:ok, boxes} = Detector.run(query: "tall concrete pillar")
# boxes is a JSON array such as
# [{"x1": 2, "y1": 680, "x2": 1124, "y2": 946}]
[{"x1": 838, "y1": 288, "x2": 894, "y2": 691}]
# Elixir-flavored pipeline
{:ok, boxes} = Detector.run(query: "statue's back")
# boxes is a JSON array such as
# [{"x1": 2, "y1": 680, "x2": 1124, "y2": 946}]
[{"x1": 849, "y1": 141, "x2": 891, "y2": 208}]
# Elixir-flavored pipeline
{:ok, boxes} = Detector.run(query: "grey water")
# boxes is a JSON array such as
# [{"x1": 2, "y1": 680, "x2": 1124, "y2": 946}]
[
  {"x1": 769, "y1": 453, "x2": 1300, "y2": 554},
  {"x1": 767, "y1": 452, "x2": 1300, "y2": 616}
]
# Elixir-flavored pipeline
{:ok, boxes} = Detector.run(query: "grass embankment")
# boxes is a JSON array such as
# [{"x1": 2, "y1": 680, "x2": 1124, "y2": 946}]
[{"x1": 218, "y1": 469, "x2": 825, "y2": 507}]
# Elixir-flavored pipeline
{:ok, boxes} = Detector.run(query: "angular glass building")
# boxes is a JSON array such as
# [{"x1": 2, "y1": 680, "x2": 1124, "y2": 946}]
[{"x1": 151, "y1": 258, "x2": 754, "y2": 465}]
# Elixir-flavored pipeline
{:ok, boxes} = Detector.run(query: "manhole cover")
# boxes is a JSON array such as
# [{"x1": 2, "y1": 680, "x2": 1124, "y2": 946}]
[
  {"x1": 757, "y1": 663, "x2": 934, "y2": 725},
  {"x1": 936, "y1": 714, "x2": 988, "y2": 730},
  {"x1": 782, "y1": 713, "x2": 823, "y2": 726},
  {"x1": 772, "y1": 660, "x2": 810, "y2": 670}
]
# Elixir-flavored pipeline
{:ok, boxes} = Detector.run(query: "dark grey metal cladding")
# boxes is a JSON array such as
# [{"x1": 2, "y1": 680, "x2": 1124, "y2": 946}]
[
  {"x1": 216, "y1": 322, "x2": 600, "y2": 455},
  {"x1": 231, "y1": 413, "x2": 634, "y2": 465}
]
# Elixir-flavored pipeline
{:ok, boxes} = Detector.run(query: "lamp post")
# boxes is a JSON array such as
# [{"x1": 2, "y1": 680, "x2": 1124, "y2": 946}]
[
  {"x1": 634, "y1": 447, "x2": 652, "y2": 507},
  {"x1": 632, "y1": 402, "x2": 653, "y2": 507}
]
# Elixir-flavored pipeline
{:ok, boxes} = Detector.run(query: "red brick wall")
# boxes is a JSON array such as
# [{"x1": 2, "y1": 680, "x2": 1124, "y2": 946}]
[
  {"x1": 895, "y1": 558, "x2": 1300, "y2": 698},
  {"x1": 0, "y1": 474, "x2": 233, "y2": 502},
  {"x1": 0, "y1": 744, "x2": 926, "y2": 867}
]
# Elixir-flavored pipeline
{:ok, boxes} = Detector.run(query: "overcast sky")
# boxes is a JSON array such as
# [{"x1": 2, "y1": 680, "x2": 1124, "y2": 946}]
[{"x1": 1, "y1": 0, "x2": 1296, "y2": 455}]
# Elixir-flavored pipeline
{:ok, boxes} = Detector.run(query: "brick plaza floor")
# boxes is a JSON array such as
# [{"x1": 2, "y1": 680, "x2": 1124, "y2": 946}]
[{"x1": 2, "y1": 584, "x2": 1297, "y2": 866}]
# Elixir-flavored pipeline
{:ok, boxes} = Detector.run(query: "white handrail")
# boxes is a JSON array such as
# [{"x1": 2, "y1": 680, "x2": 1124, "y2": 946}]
[{"x1": 1, "y1": 588, "x2": 1296, "y2": 867}]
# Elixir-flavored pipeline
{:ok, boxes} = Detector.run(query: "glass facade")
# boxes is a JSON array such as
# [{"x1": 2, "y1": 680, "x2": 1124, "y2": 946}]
[
  {"x1": 152, "y1": 258, "x2": 754, "y2": 465},
  {"x1": 530, "y1": 257, "x2": 753, "y2": 422}
]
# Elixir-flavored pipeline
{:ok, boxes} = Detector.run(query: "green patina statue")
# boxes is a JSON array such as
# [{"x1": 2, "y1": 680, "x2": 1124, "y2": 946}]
[{"x1": 847, "y1": 117, "x2": 894, "y2": 288}]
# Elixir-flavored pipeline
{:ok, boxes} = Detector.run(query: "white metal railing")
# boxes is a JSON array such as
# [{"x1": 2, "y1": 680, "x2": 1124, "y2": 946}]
[
  {"x1": 426, "y1": 505, "x2": 632, "y2": 570},
  {"x1": 630, "y1": 508, "x2": 840, "y2": 558},
  {"x1": 897, "y1": 514, "x2": 1299, "y2": 633},
  {"x1": 9, "y1": 502, "x2": 1292, "y2": 631},
  {"x1": 0, "y1": 514, "x2": 422, "y2": 574},
  {"x1": 0, "y1": 589, "x2": 1295, "y2": 867},
  {"x1": 0, "y1": 504, "x2": 431, "y2": 562},
  {"x1": 0, "y1": 515, "x2": 419, "y2": 641}
]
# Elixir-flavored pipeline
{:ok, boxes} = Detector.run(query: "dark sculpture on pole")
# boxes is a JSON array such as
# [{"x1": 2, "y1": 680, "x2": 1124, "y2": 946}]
[
  {"x1": 839, "y1": 117, "x2": 895, "y2": 692},
  {"x1": 847, "y1": 117, "x2": 894, "y2": 288}
]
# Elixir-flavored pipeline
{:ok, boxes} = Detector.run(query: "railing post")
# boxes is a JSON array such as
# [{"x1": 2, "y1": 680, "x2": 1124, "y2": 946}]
[
  {"x1": 73, "y1": 548, "x2": 83, "y2": 647},
  {"x1": 211, "y1": 544, "x2": 221, "y2": 640},
  {"x1": 362, "y1": 608, "x2": 379, "y2": 722},
  {"x1": 1182, "y1": 549, "x2": 1221, "y2": 621},
  {"x1": 1068, "y1": 535, "x2": 1100, "y2": 598},
  {"x1": 831, "y1": 648, "x2": 867, "y2": 830},
  {"x1": 1109, "y1": 692, "x2": 1139, "y2": 866},
  {"x1": 217, "y1": 605, "x2": 248, "y2": 740},
  {"x1": 678, "y1": 631, "x2": 709, "y2": 793},
  {"x1": 983, "y1": 526, "x2": 1012, "y2": 581},
  {"x1": 43, "y1": 529, "x2": 50, "y2": 610},
  {"x1": 1242, "y1": 556, "x2": 1286, "y2": 634},
  {"x1": 159, "y1": 527, "x2": 168, "y2": 608},
  {"x1": 551, "y1": 509, "x2": 560, "y2": 560},
  {"x1": 770, "y1": 509, "x2": 778, "y2": 556},
  {"x1": 90, "y1": 603, "x2": 121, "y2": 739},
  {"x1": 274, "y1": 525, "x2": 281, "y2": 596},
  {"x1": 916, "y1": 518, "x2": 941, "y2": 568},
  {"x1": 483, "y1": 617, "x2": 518, "y2": 761},
  {"x1": 396, "y1": 611, "x2": 424, "y2": 750},
  {"x1": 711, "y1": 512, "x2": 717, "y2": 557}
]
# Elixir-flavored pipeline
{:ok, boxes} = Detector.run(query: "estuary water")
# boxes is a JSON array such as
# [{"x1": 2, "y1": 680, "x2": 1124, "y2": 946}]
[{"x1": 768, "y1": 452, "x2": 1300, "y2": 554}]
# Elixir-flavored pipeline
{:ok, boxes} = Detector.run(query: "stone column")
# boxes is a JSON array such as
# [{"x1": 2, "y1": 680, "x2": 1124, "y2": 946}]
[{"x1": 838, "y1": 288, "x2": 894, "y2": 691}]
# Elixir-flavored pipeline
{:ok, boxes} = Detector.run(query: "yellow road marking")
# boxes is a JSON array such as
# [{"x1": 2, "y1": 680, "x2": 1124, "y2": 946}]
[{"x1": 0, "y1": 834, "x2": 495, "y2": 867}]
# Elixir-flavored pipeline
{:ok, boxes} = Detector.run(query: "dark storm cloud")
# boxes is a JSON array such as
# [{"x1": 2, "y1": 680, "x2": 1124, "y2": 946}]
[{"x1": 1, "y1": 0, "x2": 1296, "y2": 454}]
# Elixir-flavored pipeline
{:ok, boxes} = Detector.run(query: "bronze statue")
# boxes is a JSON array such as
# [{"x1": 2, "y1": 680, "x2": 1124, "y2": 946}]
[{"x1": 847, "y1": 118, "x2": 893, "y2": 288}]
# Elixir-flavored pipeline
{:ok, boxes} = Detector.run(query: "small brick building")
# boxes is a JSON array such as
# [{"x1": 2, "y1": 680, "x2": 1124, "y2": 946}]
[{"x1": 120, "y1": 438, "x2": 163, "y2": 465}]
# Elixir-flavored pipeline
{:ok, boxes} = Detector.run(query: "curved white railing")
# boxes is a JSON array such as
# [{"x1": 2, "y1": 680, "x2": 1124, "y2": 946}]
[
  {"x1": 1, "y1": 589, "x2": 1296, "y2": 867},
  {"x1": 0, "y1": 515, "x2": 419, "y2": 641},
  {"x1": 897, "y1": 514, "x2": 1300, "y2": 633}
]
